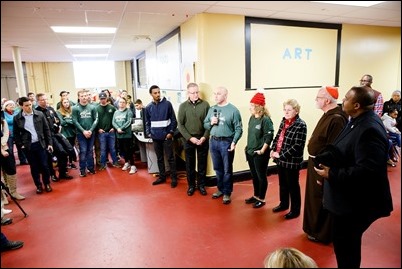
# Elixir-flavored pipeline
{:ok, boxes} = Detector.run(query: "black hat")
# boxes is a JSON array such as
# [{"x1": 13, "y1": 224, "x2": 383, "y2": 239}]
[
  {"x1": 99, "y1": 92, "x2": 107, "y2": 99},
  {"x1": 59, "y1": 90, "x2": 69, "y2": 96}
]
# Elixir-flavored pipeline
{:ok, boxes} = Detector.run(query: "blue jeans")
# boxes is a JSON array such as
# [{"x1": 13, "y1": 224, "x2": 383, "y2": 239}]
[
  {"x1": 389, "y1": 132, "x2": 401, "y2": 147},
  {"x1": 1, "y1": 232, "x2": 9, "y2": 247},
  {"x1": 76, "y1": 133, "x2": 95, "y2": 173},
  {"x1": 210, "y1": 138, "x2": 235, "y2": 196},
  {"x1": 98, "y1": 132, "x2": 118, "y2": 166}
]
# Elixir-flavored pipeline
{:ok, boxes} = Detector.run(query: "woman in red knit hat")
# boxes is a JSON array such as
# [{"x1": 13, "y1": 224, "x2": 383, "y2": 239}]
[{"x1": 244, "y1": 90, "x2": 274, "y2": 208}]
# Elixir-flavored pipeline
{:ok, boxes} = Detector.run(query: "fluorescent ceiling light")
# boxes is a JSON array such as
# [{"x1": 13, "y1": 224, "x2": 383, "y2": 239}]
[
  {"x1": 51, "y1": 26, "x2": 116, "y2": 34},
  {"x1": 73, "y1": 54, "x2": 108, "y2": 57},
  {"x1": 66, "y1": 44, "x2": 111, "y2": 49},
  {"x1": 311, "y1": 1, "x2": 385, "y2": 7}
]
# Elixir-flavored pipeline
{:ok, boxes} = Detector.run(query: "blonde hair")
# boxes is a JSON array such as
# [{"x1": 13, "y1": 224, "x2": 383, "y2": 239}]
[
  {"x1": 264, "y1": 247, "x2": 318, "y2": 268},
  {"x1": 58, "y1": 97, "x2": 72, "y2": 117},
  {"x1": 253, "y1": 104, "x2": 271, "y2": 117},
  {"x1": 283, "y1": 99, "x2": 301, "y2": 114}
]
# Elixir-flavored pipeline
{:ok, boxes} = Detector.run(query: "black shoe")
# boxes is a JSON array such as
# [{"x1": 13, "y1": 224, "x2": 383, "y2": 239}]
[
  {"x1": 187, "y1": 187, "x2": 195, "y2": 196},
  {"x1": 59, "y1": 174, "x2": 73, "y2": 180},
  {"x1": 88, "y1": 169, "x2": 96, "y2": 175},
  {"x1": 171, "y1": 181, "x2": 178, "y2": 188},
  {"x1": 45, "y1": 184, "x2": 52, "y2": 192},
  {"x1": 51, "y1": 175, "x2": 59, "y2": 182},
  {"x1": 152, "y1": 179, "x2": 166, "y2": 186},
  {"x1": 69, "y1": 163, "x2": 77, "y2": 169},
  {"x1": 245, "y1": 196, "x2": 257, "y2": 204},
  {"x1": 1, "y1": 240, "x2": 24, "y2": 252},
  {"x1": 284, "y1": 211, "x2": 300, "y2": 219},
  {"x1": 36, "y1": 186, "x2": 43, "y2": 194},
  {"x1": 272, "y1": 205, "x2": 288, "y2": 213},
  {"x1": 253, "y1": 201, "x2": 266, "y2": 208},
  {"x1": 198, "y1": 186, "x2": 207, "y2": 196},
  {"x1": 307, "y1": 235, "x2": 320, "y2": 242},
  {"x1": 1, "y1": 218, "x2": 12, "y2": 226}
]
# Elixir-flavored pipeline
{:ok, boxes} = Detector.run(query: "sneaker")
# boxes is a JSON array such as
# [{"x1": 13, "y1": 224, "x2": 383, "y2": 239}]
[
  {"x1": 222, "y1": 195, "x2": 231, "y2": 204},
  {"x1": 98, "y1": 165, "x2": 107, "y2": 171},
  {"x1": 212, "y1": 190, "x2": 223, "y2": 199},
  {"x1": 80, "y1": 171, "x2": 87, "y2": 177},
  {"x1": 129, "y1": 165, "x2": 137, "y2": 174},
  {"x1": 387, "y1": 159, "x2": 396, "y2": 167},
  {"x1": 1, "y1": 240, "x2": 24, "y2": 252},
  {"x1": 2, "y1": 208, "x2": 12, "y2": 215},
  {"x1": 112, "y1": 162, "x2": 121, "y2": 168},
  {"x1": 1, "y1": 218, "x2": 12, "y2": 226},
  {"x1": 122, "y1": 163, "x2": 131, "y2": 171},
  {"x1": 88, "y1": 169, "x2": 96, "y2": 175}
]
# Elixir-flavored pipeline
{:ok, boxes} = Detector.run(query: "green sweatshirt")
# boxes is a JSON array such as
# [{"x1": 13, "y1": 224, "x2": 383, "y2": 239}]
[
  {"x1": 96, "y1": 104, "x2": 116, "y2": 132},
  {"x1": 178, "y1": 98, "x2": 210, "y2": 140},
  {"x1": 112, "y1": 108, "x2": 133, "y2": 139},
  {"x1": 72, "y1": 103, "x2": 99, "y2": 133}
]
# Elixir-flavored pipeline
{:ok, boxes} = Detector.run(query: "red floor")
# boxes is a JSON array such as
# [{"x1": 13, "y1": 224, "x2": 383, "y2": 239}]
[{"x1": 1, "y1": 159, "x2": 400, "y2": 268}]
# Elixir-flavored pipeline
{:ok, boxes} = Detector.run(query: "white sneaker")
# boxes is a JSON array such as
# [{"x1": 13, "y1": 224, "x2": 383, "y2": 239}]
[
  {"x1": 2, "y1": 208, "x2": 12, "y2": 214},
  {"x1": 122, "y1": 162, "x2": 130, "y2": 171},
  {"x1": 129, "y1": 165, "x2": 137, "y2": 174}
]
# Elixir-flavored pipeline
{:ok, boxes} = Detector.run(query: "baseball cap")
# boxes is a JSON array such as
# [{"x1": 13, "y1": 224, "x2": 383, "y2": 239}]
[
  {"x1": 59, "y1": 90, "x2": 70, "y2": 96},
  {"x1": 99, "y1": 92, "x2": 107, "y2": 99}
]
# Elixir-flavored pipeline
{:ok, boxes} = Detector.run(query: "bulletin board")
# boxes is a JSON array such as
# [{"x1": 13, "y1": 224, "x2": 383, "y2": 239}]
[
  {"x1": 245, "y1": 18, "x2": 342, "y2": 90},
  {"x1": 156, "y1": 29, "x2": 181, "y2": 91}
]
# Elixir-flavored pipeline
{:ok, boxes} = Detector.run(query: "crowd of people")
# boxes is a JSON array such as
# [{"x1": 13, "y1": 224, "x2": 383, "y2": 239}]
[{"x1": 1, "y1": 77, "x2": 399, "y2": 268}]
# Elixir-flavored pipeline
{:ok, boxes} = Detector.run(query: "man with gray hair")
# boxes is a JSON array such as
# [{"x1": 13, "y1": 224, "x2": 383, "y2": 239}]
[{"x1": 178, "y1": 83, "x2": 210, "y2": 196}]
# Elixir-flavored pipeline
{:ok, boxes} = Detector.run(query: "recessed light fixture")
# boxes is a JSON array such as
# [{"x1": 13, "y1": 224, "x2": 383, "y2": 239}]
[
  {"x1": 66, "y1": 44, "x2": 111, "y2": 49},
  {"x1": 311, "y1": 1, "x2": 385, "y2": 7},
  {"x1": 73, "y1": 54, "x2": 108, "y2": 57},
  {"x1": 51, "y1": 26, "x2": 116, "y2": 34}
]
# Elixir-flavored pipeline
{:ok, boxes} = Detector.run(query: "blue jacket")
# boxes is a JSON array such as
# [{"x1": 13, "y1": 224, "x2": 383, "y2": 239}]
[{"x1": 145, "y1": 97, "x2": 177, "y2": 140}]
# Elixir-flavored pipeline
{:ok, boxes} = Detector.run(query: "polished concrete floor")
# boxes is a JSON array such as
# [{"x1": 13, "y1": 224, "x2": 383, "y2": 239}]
[{"x1": 1, "y1": 158, "x2": 400, "y2": 268}]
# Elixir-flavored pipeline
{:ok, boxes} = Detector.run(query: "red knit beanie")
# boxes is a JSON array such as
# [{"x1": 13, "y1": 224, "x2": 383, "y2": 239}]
[
  {"x1": 326, "y1": 86, "x2": 339, "y2": 99},
  {"x1": 250, "y1": 92, "x2": 265, "y2": 106}
]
